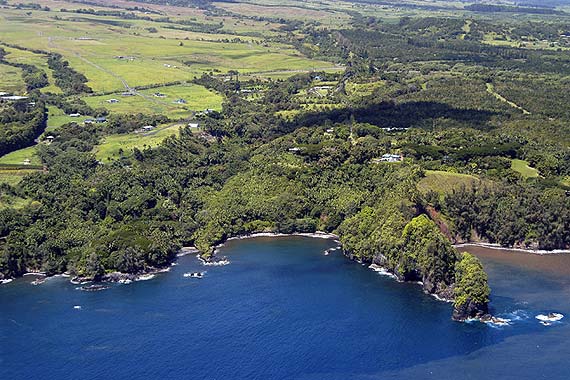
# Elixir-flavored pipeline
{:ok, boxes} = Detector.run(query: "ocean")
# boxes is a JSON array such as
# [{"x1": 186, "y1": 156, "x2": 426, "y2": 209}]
[{"x1": 1, "y1": 236, "x2": 569, "y2": 379}]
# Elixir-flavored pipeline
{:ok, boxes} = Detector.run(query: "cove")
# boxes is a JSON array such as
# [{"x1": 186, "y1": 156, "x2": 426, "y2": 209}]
[{"x1": 1, "y1": 236, "x2": 569, "y2": 380}]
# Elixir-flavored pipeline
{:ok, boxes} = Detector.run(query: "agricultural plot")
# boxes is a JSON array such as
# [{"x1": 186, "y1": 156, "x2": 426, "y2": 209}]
[
  {"x1": 83, "y1": 83, "x2": 222, "y2": 118},
  {"x1": 1, "y1": 46, "x2": 62, "y2": 93},
  {"x1": 417, "y1": 170, "x2": 482, "y2": 195},
  {"x1": 511, "y1": 159, "x2": 539, "y2": 179},
  {"x1": 0, "y1": 169, "x2": 38, "y2": 188},
  {"x1": 0, "y1": 146, "x2": 41, "y2": 166},
  {"x1": 0, "y1": 7, "x2": 336, "y2": 93},
  {"x1": 94, "y1": 123, "x2": 183, "y2": 162},
  {"x1": 0, "y1": 63, "x2": 25, "y2": 93}
]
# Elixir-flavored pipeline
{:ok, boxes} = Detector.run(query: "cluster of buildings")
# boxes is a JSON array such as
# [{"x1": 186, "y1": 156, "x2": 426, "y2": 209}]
[{"x1": 373, "y1": 154, "x2": 404, "y2": 163}]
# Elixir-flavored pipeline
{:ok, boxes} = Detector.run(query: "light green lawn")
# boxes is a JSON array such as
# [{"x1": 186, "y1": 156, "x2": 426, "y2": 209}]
[
  {"x1": 47, "y1": 106, "x2": 79, "y2": 131},
  {"x1": 0, "y1": 146, "x2": 41, "y2": 166},
  {"x1": 417, "y1": 170, "x2": 481, "y2": 194},
  {"x1": 83, "y1": 83, "x2": 222, "y2": 117},
  {"x1": 0, "y1": 63, "x2": 25, "y2": 94},
  {"x1": 511, "y1": 159, "x2": 539, "y2": 179},
  {"x1": 2, "y1": 47, "x2": 62, "y2": 93},
  {"x1": 94, "y1": 123, "x2": 183, "y2": 161},
  {"x1": 0, "y1": 169, "x2": 38, "y2": 187}
]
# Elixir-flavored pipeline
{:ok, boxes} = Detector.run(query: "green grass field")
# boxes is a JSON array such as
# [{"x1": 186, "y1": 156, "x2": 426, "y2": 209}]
[
  {"x1": 511, "y1": 159, "x2": 539, "y2": 178},
  {"x1": 0, "y1": 6, "x2": 336, "y2": 92},
  {"x1": 417, "y1": 170, "x2": 481, "y2": 194},
  {"x1": 0, "y1": 169, "x2": 38, "y2": 187},
  {"x1": 46, "y1": 106, "x2": 80, "y2": 131},
  {"x1": 94, "y1": 123, "x2": 184, "y2": 162},
  {"x1": 2, "y1": 46, "x2": 62, "y2": 93},
  {"x1": 0, "y1": 63, "x2": 25, "y2": 93},
  {"x1": 0, "y1": 146, "x2": 41, "y2": 166},
  {"x1": 83, "y1": 83, "x2": 223, "y2": 117}
]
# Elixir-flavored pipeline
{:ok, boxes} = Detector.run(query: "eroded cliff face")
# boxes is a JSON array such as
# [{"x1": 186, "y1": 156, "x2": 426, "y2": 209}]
[
  {"x1": 452, "y1": 298, "x2": 489, "y2": 321},
  {"x1": 342, "y1": 248, "x2": 490, "y2": 321}
]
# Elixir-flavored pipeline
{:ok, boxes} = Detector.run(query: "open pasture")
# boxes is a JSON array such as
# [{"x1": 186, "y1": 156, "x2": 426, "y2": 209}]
[
  {"x1": 94, "y1": 123, "x2": 183, "y2": 161},
  {"x1": 0, "y1": 146, "x2": 41, "y2": 166},
  {"x1": 83, "y1": 82, "x2": 222, "y2": 117},
  {"x1": 0, "y1": 63, "x2": 25, "y2": 94},
  {"x1": 0, "y1": 6, "x2": 335, "y2": 93},
  {"x1": 417, "y1": 170, "x2": 482, "y2": 195},
  {"x1": 1, "y1": 46, "x2": 62, "y2": 93}
]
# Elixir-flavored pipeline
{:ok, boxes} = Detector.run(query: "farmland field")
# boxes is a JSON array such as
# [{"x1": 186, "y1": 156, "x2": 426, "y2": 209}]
[
  {"x1": 83, "y1": 83, "x2": 223, "y2": 117},
  {"x1": 94, "y1": 123, "x2": 184, "y2": 161},
  {"x1": 511, "y1": 159, "x2": 539, "y2": 179},
  {"x1": 0, "y1": 63, "x2": 25, "y2": 93}
]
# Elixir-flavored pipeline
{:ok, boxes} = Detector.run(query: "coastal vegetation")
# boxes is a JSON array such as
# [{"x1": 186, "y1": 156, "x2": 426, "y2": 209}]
[{"x1": 1, "y1": 0, "x2": 570, "y2": 320}]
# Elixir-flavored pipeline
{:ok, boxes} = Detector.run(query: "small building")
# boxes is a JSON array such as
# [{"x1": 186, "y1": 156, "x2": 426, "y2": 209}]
[
  {"x1": 23, "y1": 158, "x2": 31, "y2": 166},
  {"x1": 288, "y1": 147, "x2": 301, "y2": 153},
  {"x1": 84, "y1": 119, "x2": 95, "y2": 124},
  {"x1": 188, "y1": 123, "x2": 199, "y2": 129},
  {"x1": 107, "y1": 99, "x2": 119, "y2": 104},
  {"x1": 45, "y1": 136, "x2": 55, "y2": 143},
  {"x1": 69, "y1": 113, "x2": 81, "y2": 117},
  {"x1": 2, "y1": 95, "x2": 28, "y2": 101},
  {"x1": 95, "y1": 117, "x2": 107, "y2": 123},
  {"x1": 378, "y1": 153, "x2": 403, "y2": 163},
  {"x1": 142, "y1": 125, "x2": 155, "y2": 131}
]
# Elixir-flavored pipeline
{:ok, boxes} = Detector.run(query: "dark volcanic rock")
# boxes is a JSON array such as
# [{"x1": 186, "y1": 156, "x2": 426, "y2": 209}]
[{"x1": 452, "y1": 298, "x2": 490, "y2": 321}]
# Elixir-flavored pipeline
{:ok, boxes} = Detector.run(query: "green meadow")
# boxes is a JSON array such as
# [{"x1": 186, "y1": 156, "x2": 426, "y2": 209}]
[
  {"x1": 46, "y1": 106, "x2": 79, "y2": 131},
  {"x1": 0, "y1": 63, "x2": 25, "y2": 93},
  {"x1": 83, "y1": 83, "x2": 223, "y2": 117},
  {"x1": 0, "y1": 146, "x2": 41, "y2": 166},
  {"x1": 2, "y1": 46, "x2": 62, "y2": 93},
  {"x1": 94, "y1": 123, "x2": 184, "y2": 162},
  {"x1": 417, "y1": 170, "x2": 482, "y2": 195},
  {"x1": 511, "y1": 159, "x2": 539, "y2": 179},
  {"x1": 0, "y1": 7, "x2": 334, "y2": 93}
]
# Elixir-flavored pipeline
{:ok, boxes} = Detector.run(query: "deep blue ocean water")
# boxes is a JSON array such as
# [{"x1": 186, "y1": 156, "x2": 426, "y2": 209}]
[{"x1": 1, "y1": 236, "x2": 570, "y2": 380}]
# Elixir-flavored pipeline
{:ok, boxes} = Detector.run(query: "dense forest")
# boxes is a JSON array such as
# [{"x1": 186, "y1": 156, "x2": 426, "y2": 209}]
[{"x1": 1, "y1": 1, "x2": 570, "y2": 321}]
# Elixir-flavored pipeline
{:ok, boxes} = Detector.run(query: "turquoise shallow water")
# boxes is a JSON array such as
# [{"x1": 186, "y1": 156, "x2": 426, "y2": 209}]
[{"x1": 1, "y1": 236, "x2": 569, "y2": 380}]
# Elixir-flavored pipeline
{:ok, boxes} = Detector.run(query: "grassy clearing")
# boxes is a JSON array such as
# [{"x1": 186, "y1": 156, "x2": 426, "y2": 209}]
[
  {"x1": 0, "y1": 146, "x2": 41, "y2": 166},
  {"x1": 46, "y1": 106, "x2": 80, "y2": 131},
  {"x1": 0, "y1": 7, "x2": 335, "y2": 92},
  {"x1": 94, "y1": 123, "x2": 183, "y2": 162},
  {"x1": 83, "y1": 83, "x2": 222, "y2": 117},
  {"x1": 0, "y1": 63, "x2": 25, "y2": 93},
  {"x1": 2, "y1": 46, "x2": 62, "y2": 93},
  {"x1": 0, "y1": 169, "x2": 38, "y2": 187},
  {"x1": 511, "y1": 159, "x2": 539, "y2": 178},
  {"x1": 417, "y1": 170, "x2": 481, "y2": 194}
]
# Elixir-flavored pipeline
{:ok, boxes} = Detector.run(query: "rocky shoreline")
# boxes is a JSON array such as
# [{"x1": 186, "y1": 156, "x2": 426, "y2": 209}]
[{"x1": 454, "y1": 242, "x2": 570, "y2": 255}]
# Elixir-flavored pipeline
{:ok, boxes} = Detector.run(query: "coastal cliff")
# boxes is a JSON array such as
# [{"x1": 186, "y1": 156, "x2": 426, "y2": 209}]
[{"x1": 339, "y1": 213, "x2": 490, "y2": 320}]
